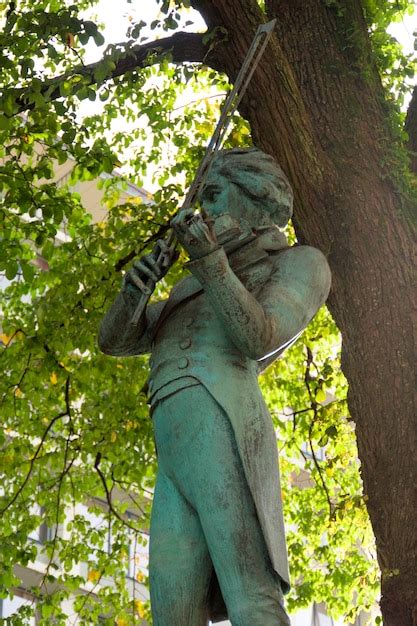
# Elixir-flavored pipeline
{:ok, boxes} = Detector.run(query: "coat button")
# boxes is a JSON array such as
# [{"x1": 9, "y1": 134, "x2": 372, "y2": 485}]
[
  {"x1": 178, "y1": 357, "x2": 189, "y2": 369},
  {"x1": 184, "y1": 317, "x2": 194, "y2": 326},
  {"x1": 179, "y1": 338, "x2": 191, "y2": 350}
]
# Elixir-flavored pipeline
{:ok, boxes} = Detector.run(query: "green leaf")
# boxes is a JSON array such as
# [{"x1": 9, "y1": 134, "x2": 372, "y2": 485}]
[
  {"x1": 5, "y1": 260, "x2": 19, "y2": 280},
  {"x1": 0, "y1": 115, "x2": 11, "y2": 130},
  {"x1": 60, "y1": 81, "x2": 73, "y2": 97},
  {"x1": 21, "y1": 262, "x2": 35, "y2": 282},
  {"x1": 93, "y1": 31, "x2": 105, "y2": 46}
]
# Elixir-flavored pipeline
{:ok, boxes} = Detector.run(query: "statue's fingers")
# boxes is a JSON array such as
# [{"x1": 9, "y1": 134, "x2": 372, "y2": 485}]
[
  {"x1": 171, "y1": 210, "x2": 193, "y2": 229},
  {"x1": 155, "y1": 239, "x2": 172, "y2": 267},
  {"x1": 156, "y1": 239, "x2": 171, "y2": 253},
  {"x1": 133, "y1": 260, "x2": 159, "y2": 283},
  {"x1": 156, "y1": 238, "x2": 169, "y2": 253},
  {"x1": 189, "y1": 221, "x2": 210, "y2": 241},
  {"x1": 125, "y1": 271, "x2": 152, "y2": 295},
  {"x1": 187, "y1": 223, "x2": 202, "y2": 244},
  {"x1": 142, "y1": 254, "x2": 163, "y2": 277},
  {"x1": 171, "y1": 219, "x2": 185, "y2": 237}
]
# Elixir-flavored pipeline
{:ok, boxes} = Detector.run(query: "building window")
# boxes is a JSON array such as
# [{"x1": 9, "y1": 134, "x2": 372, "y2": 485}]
[{"x1": 0, "y1": 589, "x2": 37, "y2": 624}]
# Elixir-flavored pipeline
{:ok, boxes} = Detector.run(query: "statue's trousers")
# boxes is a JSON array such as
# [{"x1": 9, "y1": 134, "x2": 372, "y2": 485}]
[{"x1": 149, "y1": 385, "x2": 291, "y2": 626}]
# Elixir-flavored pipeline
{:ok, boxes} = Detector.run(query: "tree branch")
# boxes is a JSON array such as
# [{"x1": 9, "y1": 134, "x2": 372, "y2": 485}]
[
  {"x1": 405, "y1": 86, "x2": 417, "y2": 175},
  {"x1": 114, "y1": 223, "x2": 170, "y2": 272},
  {"x1": 94, "y1": 452, "x2": 149, "y2": 535},
  {"x1": 303, "y1": 346, "x2": 336, "y2": 522},
  {"x1": 40, "y1": 436, "x2": 75, "y2": 591},
  {"x1": 0, "y1": 376, "x2": 72, "y2": 515},
  {"x1": 12, "y1": 32, "x2": 209, "y2": 114}
]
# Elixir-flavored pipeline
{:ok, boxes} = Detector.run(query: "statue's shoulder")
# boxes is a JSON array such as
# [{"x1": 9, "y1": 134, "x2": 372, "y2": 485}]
[
  {"x1": 271, "y1": 244, "x2": 331, "y2": 294},
  {"x1": 272, "y1": 244, "x2": 329, "y2": 266},
  {"x1": 169, "y1": 272, "x2": 200, "y2": 296}
]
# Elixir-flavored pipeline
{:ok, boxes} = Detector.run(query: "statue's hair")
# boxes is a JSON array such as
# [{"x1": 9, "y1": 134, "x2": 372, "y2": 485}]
[{"x1": 209, "y1": 148, "x2": 293, "y2": 227}]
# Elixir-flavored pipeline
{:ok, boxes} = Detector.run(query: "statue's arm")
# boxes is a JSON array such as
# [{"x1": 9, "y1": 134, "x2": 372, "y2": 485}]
[
  {"x1": 98, "y1": 239, "x2": 176, "y2": 357},
  {"x1": 98, "y1": 291, "x2": 166, "y2": 357},
  {"x1": 187, "y1": 245, "x2": 331, "y2": 360}
]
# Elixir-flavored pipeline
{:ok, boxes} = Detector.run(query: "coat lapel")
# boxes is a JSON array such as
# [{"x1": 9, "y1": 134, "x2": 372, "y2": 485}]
[
  {"x1": 152, "y1": 274, "x2": 203, "y2": 339},
  {"x1": 152, "y1": 228, "x2": 289, "y2": 339}
]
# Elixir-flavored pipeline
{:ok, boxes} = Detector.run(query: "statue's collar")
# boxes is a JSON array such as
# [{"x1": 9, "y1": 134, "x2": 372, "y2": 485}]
[{"x1": 253, "y1": 226, "x2": 288, "y2": 251}]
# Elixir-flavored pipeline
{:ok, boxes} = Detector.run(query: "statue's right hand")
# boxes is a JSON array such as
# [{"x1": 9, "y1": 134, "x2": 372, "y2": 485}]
[{"x1": 123, "y1": 239, "x2": 177, "y2": 297}]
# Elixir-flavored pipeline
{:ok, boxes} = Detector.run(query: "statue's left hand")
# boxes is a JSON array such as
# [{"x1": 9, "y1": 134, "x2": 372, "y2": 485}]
[{"x1": 171, "y1": 210, "x2": 219, "y2": 259}]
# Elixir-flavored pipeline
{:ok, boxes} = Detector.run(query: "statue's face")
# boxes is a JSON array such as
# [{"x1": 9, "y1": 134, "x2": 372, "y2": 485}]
[
  {"x1": 199, "y1": 171, "x2": 255, "y2": 226},
  {"x1": 200, "y1": 173, "x2": 237, "y2": 216}
]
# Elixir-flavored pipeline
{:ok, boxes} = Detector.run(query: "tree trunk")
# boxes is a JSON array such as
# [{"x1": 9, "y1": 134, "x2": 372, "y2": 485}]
[
  {"x1": 405, "y1": 87, "x2": 417, "y2": 175},
  {"x1": 193, "y1": 0, "x2": 417, "y2": 622}
]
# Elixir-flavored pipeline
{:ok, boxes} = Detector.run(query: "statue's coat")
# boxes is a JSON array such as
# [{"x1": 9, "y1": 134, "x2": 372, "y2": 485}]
[{"x1": 99, "y1": 228, "x2": 331, "y2": 611}]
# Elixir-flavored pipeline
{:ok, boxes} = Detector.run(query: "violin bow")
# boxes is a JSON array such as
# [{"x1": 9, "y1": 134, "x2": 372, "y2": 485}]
[{"x1": 131, "y1": 18, "x2": 277, "y2": 326}]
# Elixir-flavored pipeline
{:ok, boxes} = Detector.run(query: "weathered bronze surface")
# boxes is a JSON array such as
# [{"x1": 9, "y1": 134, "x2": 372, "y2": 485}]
[{"x1": 99, "y1": 148, "x2": 331, "y2": 625}]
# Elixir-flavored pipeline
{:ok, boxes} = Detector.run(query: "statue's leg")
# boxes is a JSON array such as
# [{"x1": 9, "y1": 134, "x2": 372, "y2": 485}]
[
  {"x1": 153, "y1": 386, "x2": 290, "y2": 626},
  {"x1": 149, "y1": 465, "x2": 212, "y2": 626}
]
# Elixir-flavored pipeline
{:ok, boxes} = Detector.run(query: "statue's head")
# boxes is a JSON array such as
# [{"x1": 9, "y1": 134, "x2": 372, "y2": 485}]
[{"x1": 199, "y1": 148, "x2": 293, "y2": 229}]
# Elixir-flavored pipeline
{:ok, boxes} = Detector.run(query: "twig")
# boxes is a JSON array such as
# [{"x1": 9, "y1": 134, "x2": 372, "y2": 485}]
[
  {"x1": 94, "y1": 453, "x2": 149, "y2": 535},
  {"x1": 0, "y1": 327, "x2": 26, "y2": 350},
  {"x1": 110, "y1": 472, "x2": 149, "y2": 519},
  {"x1": 170, "y1": 92, "x2": 227, "y2": 113},
  {"x1": 40, "y1": 434, "x2": 75, "y2": 590},
  {"x1": 303, "y1": 346, "x2": 335, "y2": 521},
  {"x1": 11, "y1": 352, "x2": 32, "y2": 416},
  {"x1": 114, "y1": 224, "x2": 170, "y2": 272},
  {"x1": 0, "y1": 376, "x2": 71, "y2": 515}
]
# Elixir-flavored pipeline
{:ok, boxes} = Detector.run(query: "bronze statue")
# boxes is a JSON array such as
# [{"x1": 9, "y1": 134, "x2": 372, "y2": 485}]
[{"x1": 99, "y1": 148, "x2": 331, "y2": 625}]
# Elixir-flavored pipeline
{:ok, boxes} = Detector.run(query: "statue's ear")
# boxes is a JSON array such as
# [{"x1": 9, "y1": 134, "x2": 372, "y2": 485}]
[
  {"x1": 273, "y1": 201, "x2": 293, "y2": 228},
  {"x1": 236, "y1": 171, "x2": 292, "y2": 228}
]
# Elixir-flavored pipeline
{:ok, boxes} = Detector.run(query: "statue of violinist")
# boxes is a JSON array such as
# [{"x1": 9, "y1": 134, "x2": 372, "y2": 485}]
[{"x1": 98, "y1": 147, "x2": 331, "y2": 626}]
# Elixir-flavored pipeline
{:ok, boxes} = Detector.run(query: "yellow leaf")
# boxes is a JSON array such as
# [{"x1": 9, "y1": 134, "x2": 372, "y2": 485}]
[
  {"x1": 134, "y1": 600, "x2": 146, "y2": 618},
  {"x1": 125, "y1": 420, "x2": 135, "y2": 431},
  {"x1": 111, "y1": 431, "x2": 117, "y2": 442},
  {"x1": 87, "y1": 569, "x2": 100, "y2": 583},
  {"x1": 116, "y1": 618, "x2": 129, "y2": 626},
  {"x1": 116, "y1": 363, "x2": 123, "y2": 369},
  {"x1": 316, "y1": 388, "x2": 326, "y2": 403},
  {"x1": 50, "y1": 372, "x2": 58, "y2": 385},
  {"x1": 136, "y1": 571, "x2": 146, "y2": 583},
  {"x1": 0, "y1": 333, "x2": 11, "y2": 345},
  {"x1": 14, "y1": 387, "x2": 23, "y2": 397}
]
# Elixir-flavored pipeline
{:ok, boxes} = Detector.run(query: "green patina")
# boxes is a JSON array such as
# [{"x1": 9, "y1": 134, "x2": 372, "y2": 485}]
[{"x1": 99, "y1": 148, "x2": 331, "y2": 625}]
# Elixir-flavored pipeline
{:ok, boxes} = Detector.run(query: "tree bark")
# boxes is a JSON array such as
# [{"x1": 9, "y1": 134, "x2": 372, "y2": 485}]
[
  {"x1": 192, "y1": 0, "x2": 416, "y2": 623},
  {"x1": 405, "y1": 86, "x2": 417, "y2": 175}
]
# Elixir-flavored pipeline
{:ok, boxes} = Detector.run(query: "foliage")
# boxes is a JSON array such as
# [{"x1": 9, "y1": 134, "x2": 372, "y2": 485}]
[{"x1": 0, "y1": 0, "x2": 414, "y2": 623}]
